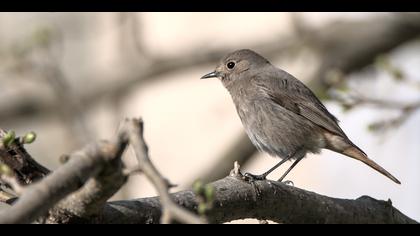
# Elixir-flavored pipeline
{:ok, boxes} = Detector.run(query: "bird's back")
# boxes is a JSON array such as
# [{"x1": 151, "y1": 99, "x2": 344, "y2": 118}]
[
  {"x1": 229, "y1": 65, "x2": 337, "y2": 158},
  {"x1": 256, "y1": 67, "x2": 348, "y2": 137}
]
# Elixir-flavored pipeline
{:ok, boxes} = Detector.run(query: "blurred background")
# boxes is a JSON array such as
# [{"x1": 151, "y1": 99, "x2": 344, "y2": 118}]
[{"x1": 0, "y1": 12, "x2": 419, "y2": 223}]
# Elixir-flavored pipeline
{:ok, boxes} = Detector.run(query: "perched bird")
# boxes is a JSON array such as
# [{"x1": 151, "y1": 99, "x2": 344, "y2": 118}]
[{"x1": 201, "y1": 49, "x2": 400, "y2": 184}]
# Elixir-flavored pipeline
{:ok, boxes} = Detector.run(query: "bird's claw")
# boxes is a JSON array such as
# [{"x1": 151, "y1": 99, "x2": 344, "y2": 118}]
[
  {"x1": 244, "y1": 172, "x2": 266, "y2": 182},
  {"x1": 281, "y1": 180, "x2": 294, "y2": 186}
]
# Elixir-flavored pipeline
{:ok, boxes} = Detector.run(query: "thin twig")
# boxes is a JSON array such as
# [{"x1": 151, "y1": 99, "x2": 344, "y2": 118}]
[
  {"x1": 125, "y1": 118, "x2": 205, "y2": 224},
  {"x1": 0, "y1": 174, "x2": 24, "y2": 196},
  {"x1": 331, "y1": 90, "x2": 420, "y2": 131},
  {"x1": 122, "y1": 166, "x2": 143, "y2": 176},
  {"x1": 0, "y1": 190, "x2": 16, "y2": 204}
]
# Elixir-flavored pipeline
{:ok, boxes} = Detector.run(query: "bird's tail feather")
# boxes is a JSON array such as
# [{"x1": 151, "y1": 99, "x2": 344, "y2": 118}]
[{"x1": 343, "y1": 145, "x2": 401, "y2": 184}]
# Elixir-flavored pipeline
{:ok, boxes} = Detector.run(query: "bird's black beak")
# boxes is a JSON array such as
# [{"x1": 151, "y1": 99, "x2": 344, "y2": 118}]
[{"x1": 201, "y1": 71, "x2": 219, "y2": 79}]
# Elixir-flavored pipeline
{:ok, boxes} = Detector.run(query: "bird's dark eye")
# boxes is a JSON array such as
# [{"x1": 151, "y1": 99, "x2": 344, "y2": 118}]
[{"x1": 227, "y1": 62, "x2": 236, "y2": 70}]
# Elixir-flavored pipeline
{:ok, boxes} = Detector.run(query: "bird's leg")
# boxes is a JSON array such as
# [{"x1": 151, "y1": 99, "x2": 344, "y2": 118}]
[
  {"x1": 277, "y1": 154, "x2": 305, "y2": 182},
  {"x1": 244, "y1": 158, "x2": 290, "y2": 181},
  {"x1": 244, "y1": 152, "x2": 295, "y2": 181}
]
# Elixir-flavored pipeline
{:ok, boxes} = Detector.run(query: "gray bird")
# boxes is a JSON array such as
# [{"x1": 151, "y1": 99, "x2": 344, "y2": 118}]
[{"x1": 201, "y1": 49, "x2": 400, "y2": 184}]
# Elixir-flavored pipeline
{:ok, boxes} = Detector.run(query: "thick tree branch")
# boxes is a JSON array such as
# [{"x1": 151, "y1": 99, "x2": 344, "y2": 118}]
[
  {"x1": 102, "y1": 165, "x2": 417, "y2": 224},
  {"x1": 46, "y1": 148, "x2": 127, "y2": 223}
]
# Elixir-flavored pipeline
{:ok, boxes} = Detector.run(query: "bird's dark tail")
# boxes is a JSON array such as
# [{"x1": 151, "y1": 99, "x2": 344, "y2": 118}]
[{"x1": 342, "y1": 145, "x2": 401, "y2": 184}]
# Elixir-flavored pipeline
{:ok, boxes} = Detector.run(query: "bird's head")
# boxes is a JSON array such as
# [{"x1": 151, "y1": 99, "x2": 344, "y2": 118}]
[{"x1": 201, "y1": 49, "x2": 270, "y2": 88}]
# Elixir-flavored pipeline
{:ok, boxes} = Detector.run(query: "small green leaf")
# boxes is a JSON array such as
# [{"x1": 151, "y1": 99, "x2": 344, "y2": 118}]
[
  {"x1": 0, "y1": 164, "x2": 13, "y2": 176},
  {"x1": 391, "y1": 69, "x2": 404, "y2": 81},
  {"x1": 59, "y1": 154, "x2": 70, "y2": 164},
  {"x1": 375, "y1": 54, "x2": 389, "y2": 69},
  {"x1": 325, "y1": 69, "x2": 344, "y2": 87},
  {"x1": 192, "y1": 180, "x2": 204, "y2": 196},
  {"x1": 341, "y1": 103, "x2": 353, "y2": 112},
  {"x1": 32, "y1": 27, "x2": 52, "y2": 47},
  {"x1": 336, "y1": 84, "x2": 349, "y2": 93},
  {"x1": 204, "y1": 184, "x2": 215, "y2": 202},
  {"x1": 367, "y1": 123, "x2": 380, "y2": 132},
  {"x1": 2, "y1": 131, "x2": 16, "y2": 147},
  {"x1": 197, "y1": 203, "x2": 207, "y2": 216},
  {"x1": 22, "y1": 131, "x2": 37, "y2": 144}
]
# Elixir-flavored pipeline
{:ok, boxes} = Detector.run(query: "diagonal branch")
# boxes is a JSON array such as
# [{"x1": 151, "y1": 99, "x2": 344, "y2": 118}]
[
  {"x1": 125, "y1": 118, "x2": 205, "y2": 224},
  {"x1": 331, "y1": 90, "x2": 420, "y2": 132},
  {"x1": 46, "y1": 144, "x2": 128, "y2": 223},
  {"x1": 307, "y1": 13, "x2": 420, "y2": 94}
]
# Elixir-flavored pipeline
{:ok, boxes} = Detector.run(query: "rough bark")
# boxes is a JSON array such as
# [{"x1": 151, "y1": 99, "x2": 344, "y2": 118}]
[{"x1": 102, "y1": 175, "x2": 417, "y2": 224}]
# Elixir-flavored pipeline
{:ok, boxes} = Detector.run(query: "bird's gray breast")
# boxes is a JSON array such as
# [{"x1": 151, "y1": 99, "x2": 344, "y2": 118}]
[{"x1": 230, "y1": 86, "x2": 324, "y2": 159}]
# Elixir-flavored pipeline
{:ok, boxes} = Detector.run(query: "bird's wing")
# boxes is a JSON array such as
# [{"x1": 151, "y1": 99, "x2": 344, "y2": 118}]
[{"x1": 253, "y1": 70, "x2": 347, "y2": 138}]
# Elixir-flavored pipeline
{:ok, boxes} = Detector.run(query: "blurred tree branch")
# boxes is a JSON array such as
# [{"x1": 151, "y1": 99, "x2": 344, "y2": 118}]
[
  {"x1": 0, "y1": 25, "x2": 93, "y2": 149},
  {"x1": 332, "y1": 90, "x2": 420, "y2": 133},
  {"x1": 306, "y1": 13, "x2": 420, "y2": 94},
  {"x1": 4, "y1": 13, "x2": 420, "y2": 124},
  {"x1": 126, "y1": 118, "x2": 205, "y2": 224}
]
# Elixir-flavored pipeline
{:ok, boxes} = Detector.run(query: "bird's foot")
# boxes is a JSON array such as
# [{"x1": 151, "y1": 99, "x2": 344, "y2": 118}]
[
  {"x1": 281, "y1": 180, "x2": 294, "y2": 186},
  {"x1": 277, "y1": 175, "x2": 294, "y2": 186},
  {"x1": 243, "y1": 172, "x2": 266, "y2": 182}
]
